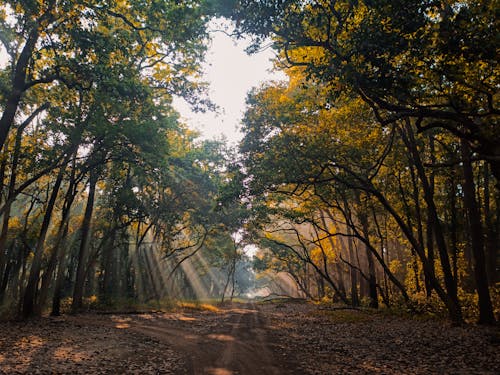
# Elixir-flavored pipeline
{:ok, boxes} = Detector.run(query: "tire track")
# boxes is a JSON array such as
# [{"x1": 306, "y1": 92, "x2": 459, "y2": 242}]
[{"x1": 128, "y1": 303, "x2": 289, "y2": 374}]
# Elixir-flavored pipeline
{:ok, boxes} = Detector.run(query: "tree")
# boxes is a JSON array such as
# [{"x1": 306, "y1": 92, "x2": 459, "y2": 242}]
[
  {"x1": 227, "y1": 0, "x2": 497, "y2": 325},
  {"x1": 225, "y1": 0, "x2": 499, "y2": 184},
  {"x1": 1, "y1": 0, "x2": 226, "y2": 318},
  {"x1": 236, "y1": 67, "x2": 498, "y2": 323},
  {"x1": 0, "y1": 0, "x2": 212, "y2": 151}
]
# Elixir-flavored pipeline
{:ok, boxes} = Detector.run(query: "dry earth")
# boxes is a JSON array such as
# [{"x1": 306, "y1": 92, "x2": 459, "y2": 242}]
[{"x1": 0, "y1": 301, "x2": 498, "y2": 374}]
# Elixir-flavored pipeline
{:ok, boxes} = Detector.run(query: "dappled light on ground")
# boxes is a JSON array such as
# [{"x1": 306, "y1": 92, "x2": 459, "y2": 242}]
[
  {"x1": 111, "y1": 316, "x2": 132, "y2": 329},
  {"x1": 0, "y1": 315, "x2": 185, "y2": 374},
  {"x1": 13, "y1": 335, "x2": 44, "y2": 350},
  {"x1": 206, "y1": 334, "x2": 235, "y2": 342},
  {"x1": 177, "y1": 302, "x2": 221, "y2": 313},
  {"x1": 226, "y1": 307, "x2": 258, "y2": 314},
  {"x1": 52, "y1": 347, "x2": 88, "y2": 363},
  {"x1": 178, "y1": 315, "x2": 198, "y2": 322},
  {"x1": 0, "y1": 301, "x2": 498, "y2": 374},
  {"x1": 206, "y1": 367, "x2": 234, "y2": 375}
]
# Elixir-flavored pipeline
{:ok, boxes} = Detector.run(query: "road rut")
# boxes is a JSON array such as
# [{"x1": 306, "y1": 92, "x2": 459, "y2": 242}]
[{"x1": 127, "y1": 303, "x2": 295, "y2": 375}]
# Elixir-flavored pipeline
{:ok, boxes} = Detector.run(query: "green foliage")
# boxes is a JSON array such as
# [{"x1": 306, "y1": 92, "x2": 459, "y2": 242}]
[
  {"x1": 228, "y1": 0, "x2": 500, "y2": 177},
  {"x1": 0, "y1": 0, "x2": 247, "y2": 318}
]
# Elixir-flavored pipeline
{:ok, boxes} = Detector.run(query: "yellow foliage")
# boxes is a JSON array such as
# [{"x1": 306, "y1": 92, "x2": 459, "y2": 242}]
[{"x1": 176, "y1": 301, "x2": 220, "y2": 313}]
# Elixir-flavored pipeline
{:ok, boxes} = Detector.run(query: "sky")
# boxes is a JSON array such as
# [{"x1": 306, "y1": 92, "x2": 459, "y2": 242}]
[
  {"x1": 0, "y1": 21, "x2": 286, "y2": 146},
  {"x1": 173, "y1": 23, "x2": 287, "y2": 146}
]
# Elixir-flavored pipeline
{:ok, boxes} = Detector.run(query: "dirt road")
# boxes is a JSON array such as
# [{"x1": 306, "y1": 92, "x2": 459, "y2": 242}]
[
  {"x1": 127, "y1": 303, "x2": 295, "y2": 375},
  {"x1": 1, "y1": 301, "x2": 498, "y2": 374},
  {"x1": 0, "y1": 301, "x2": 301, "y2": 374}
]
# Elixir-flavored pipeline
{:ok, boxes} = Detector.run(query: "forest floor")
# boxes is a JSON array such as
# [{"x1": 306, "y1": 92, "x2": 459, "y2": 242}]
[{"x1": 0, "y1": 300, "x2": 499, "y2": 374}]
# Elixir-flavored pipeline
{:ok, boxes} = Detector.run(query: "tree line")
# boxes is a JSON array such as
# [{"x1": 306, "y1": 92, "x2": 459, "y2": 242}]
[
  {"x1": 0, "y1": 0, "x2": 250, "y2": 319},
  {"x1": 1, "y1": 0, "x2": 498, "y2": 326},
  {"x1": 220, "y1": 0, "x2": 498, "y2": 325}
]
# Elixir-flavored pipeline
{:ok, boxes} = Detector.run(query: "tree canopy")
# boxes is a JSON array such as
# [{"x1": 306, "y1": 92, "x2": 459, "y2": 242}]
[
  {"x1": 222, "y1": 0, "x2": 499, "y2": 182},
  {"x1": 0, "y1": 0, "x2": 498, "y2": 327},
  {"x1": 221, "y1": 0, "x2": 499, "y2": 325}
]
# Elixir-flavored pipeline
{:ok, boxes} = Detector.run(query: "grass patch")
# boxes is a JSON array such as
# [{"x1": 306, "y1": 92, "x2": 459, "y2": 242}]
[
  {"x1": 86, "y1": 296, "x2": 177, "y2": 314},
  {"x1": 314, "y1": 308, "x2": 374, "y2": 323},
  {"x1": 15, "y1": 296, "x2": 225, "y2": 316},
  {"x1": 256, "y1": 296, "x2": 307, "y2": 305},
  {"x1": 176, "y1": 301, "x2": 220, "y2": 313}
]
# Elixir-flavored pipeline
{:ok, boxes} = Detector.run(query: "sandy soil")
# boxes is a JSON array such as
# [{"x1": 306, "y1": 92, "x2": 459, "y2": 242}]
[{"x1": 0, "y1": 301, "x2": 498, "y2": 374}]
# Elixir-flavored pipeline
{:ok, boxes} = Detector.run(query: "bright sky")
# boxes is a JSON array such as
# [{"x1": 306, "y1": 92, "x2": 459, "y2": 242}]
[
  {"x1": 0, "y1": 21, "x2": 286, "y2": 146},
  {"x1": 173, "y1": 23, "x2": 286, "y2": 146}
]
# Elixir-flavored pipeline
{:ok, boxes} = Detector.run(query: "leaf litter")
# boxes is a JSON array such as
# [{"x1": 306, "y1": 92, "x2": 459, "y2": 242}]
[{"x1": 0, "y1": 301, "x2": 498, "y2": 374}]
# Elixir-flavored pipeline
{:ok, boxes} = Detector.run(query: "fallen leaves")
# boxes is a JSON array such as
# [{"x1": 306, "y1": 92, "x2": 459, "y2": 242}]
[
  {"x1": 263, "y1": 302, "x2": 500, "y2": 375},
  {"x1": 0, "y1": 302, "x2": 498, "y2": 374},
  {"x1": 0, "y1": 316, "x2": 185, "y2": 374}
]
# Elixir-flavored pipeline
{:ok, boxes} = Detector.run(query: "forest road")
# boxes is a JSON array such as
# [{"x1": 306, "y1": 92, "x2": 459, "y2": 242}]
[{"x1": 128, "y1": 303, "x2": 297, "y2": 375}]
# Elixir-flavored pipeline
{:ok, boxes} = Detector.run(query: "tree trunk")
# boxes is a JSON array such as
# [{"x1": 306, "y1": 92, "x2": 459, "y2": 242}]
[
  {"x1": 50, "y1": 228, "x2": 72, "y2": 316},
  {"x1": 102, "y1": 229, "x2": 118, "y2": 302},
  {"x1": 345, "y1": 226, "x2": 359, "y2": 306},
  {"x1": 369, "y1": 180, "x2": 463, "y2": 323},
  {"x1": 320, "y1": 211, "x2": 347, "y2": 298},
  {"x1": 356, "y1": 197, "x2": 378, "y2": 308},
  {"x1": 72, "y1": 171, "x2": 98, "y2": 312},
  {"x1": 22, "y1": 165, "x2": 65, "y2": 318},
  {"x1": 0, "y1": 104, "x2": 49, "y2": 302},
  {"x1": 460, "y1": 140, "x2": 496, "y2": 325},
  {"x1": 479, "y1": 138, "x2": 500, "y2": 193},
  {"x1": 401, "y1": 120, "x2": 459, "y2": 312},
  {"x1": 37, "y1": 155, "x2": 78, "y2": 312},
  {"x1": 0, "y1": 203, "x2": 12, "y2": 303},
  {"x1": 407, "y1": 163, "x2": 423, "y2": 293},
  {"x1": 482, "y1": 163, "x2": 498, "y2": 286},
  {"x1": 9, "y1": 197, "x2": 36, "y2": 310},
  {"x1": 0, "y1": 140, "x2": 9, "y2": 204},
  {"x1": 425, "y1": 134, "x2": 436, "y2": 297}
]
